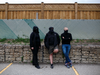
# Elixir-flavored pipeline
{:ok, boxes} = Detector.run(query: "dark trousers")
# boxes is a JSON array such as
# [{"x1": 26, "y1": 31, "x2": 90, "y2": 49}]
[{"x1": 31, "y1": 47, "x2": 39, "y2": 66}]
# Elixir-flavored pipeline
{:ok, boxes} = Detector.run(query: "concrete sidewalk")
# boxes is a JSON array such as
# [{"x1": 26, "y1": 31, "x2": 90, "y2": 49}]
[{"x1": 0, "y1": 63, "x2": 100, "y2": 75}]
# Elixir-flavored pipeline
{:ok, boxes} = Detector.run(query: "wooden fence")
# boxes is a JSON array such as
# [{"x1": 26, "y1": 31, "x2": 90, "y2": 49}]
[{"x1": 0, "y1": 2, "x2": 100, "y2": 19}]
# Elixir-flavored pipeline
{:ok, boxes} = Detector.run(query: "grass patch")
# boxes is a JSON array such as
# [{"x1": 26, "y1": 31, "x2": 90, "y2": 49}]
[
  {"x1": 40, "y1": 39, "x2": 43, "y2": 42},
  {"x1": 87, "y1": 39, "x2": 96, "y2": 43},
  {"x1": 30, "y1": 60, "x2": 32, "y2": 63},
  {"x1": 21, "y1": 56, "x2": 24, "y2": 62},
  {"x1": 59, "y1": 36, "x2": 61, "y2": 40},
  {"x1": 71, "y1": 39, "x2": 100, "y2": 43},
  {"x1": 0, "y1": 38, "x2": 100, "y2": 44},
  {"x1": 0, "y1": 37, "x2": 44, "y2": 45},
  {"x1": 16, "y1": 38, "x2": 29, "y2": 43},
  {"x1": 62, "y1": 53, "x2": 65, "y2": 58},
  {"x1": 7, "y1": 41, "x2": 10, "y2": 43},
  {"x1": 75, "y1": 39, "x2": 80, "y2": 43},
  {"x1": 0, "y1": 38, "x2": 7, "y2": 42},
  {"x1": 98, "y1": 40, "x2": 100, "y2": 42},
  {"x1": 12, "y1": 36, "x2": 30, "y2": 43}
]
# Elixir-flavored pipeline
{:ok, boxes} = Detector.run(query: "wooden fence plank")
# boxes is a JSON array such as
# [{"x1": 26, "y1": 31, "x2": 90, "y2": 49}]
[
  {"x1": 75, "y1": 2, "x2": 78, "y2": 19},
  {"x1": 5, "y1": 2, "x2": 8, "y2": 19},
  {"x1": 11, "y1": 11, "x2": 13, "y2": 19},
  {"x1": 41, "y1": 2, "x2": 44, "y2": 19}
]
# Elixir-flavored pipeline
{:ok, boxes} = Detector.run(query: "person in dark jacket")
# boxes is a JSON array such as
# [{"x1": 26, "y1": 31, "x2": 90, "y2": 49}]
[
  {"x1": 30, "y1": 26, "x2": 41, "y2": 69},
  {"x1": 61, "y1": 27, "x2": 72, "y2": 68},
  {"x1": 44, "y1": 27, "x2": 60, "y2": 69}
]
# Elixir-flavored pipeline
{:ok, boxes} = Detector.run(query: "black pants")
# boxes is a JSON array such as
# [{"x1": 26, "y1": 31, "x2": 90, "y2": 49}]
[{"x1": 31, "y1": 47, "x2": 39, "y2": 66}]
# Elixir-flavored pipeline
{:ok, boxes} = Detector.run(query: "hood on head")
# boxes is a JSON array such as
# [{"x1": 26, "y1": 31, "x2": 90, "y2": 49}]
[
  {"x1": 49, "y1": 27, "x2": 54, "y2": 31},
  {"x1": 33, "y1": 26, "x2": 39, "y2": 33},
  {"x1": 49, "y1": 27, "x2": 54, "y2": 34}
]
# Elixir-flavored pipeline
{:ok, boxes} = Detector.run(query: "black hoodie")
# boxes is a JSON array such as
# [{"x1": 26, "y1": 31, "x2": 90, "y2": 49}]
[
  {"x1": 30, "y1": 26, "x2": 41, "y2": 48},
  {"x1": 44, "y1": 27, "x2": 60, "y2": 49}
]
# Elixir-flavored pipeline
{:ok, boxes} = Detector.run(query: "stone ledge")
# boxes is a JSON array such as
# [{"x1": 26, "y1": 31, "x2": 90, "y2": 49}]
[{"x1": 0, "y1": 44, "x2": 100, "y2": 64}]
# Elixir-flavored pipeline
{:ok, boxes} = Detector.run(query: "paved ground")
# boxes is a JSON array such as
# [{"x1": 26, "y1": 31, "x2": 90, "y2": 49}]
[{"x1": 0, "y1": 63, "x2": 100, "y2": 75}]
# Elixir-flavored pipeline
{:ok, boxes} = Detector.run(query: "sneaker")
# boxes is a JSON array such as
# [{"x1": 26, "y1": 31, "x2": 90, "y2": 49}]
[
  {"x1": 35, "y1": 65, "x2": 40, "y2": 69},
  {"x1": 51, "y1": 64, "x2": 54, "y2": 69},
  {"x1": 69, "y1": 62, "x2": 72, "y2": 67},
  {"x1": 65, "y1": 63, "x2": 70, "y2": 68}
]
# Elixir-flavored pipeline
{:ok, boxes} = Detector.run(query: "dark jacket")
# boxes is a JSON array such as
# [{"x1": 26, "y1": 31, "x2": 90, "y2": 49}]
[
  {"x1": 61, "y1": 32, "x2": 72, "y2": 44},
  {"x1": 30, "y1": 32, "x2": 41, "y2": 48},
  {"x1": 44, "y1": 31, "x2": 60, "y2": 49}
]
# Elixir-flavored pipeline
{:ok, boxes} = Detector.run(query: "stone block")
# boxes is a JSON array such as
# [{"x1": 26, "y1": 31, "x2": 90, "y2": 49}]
[
  {"x1": 23, "y1": 45, "x2": 30, "y2": 48},
  {"x1": 16, "y1": 58, "x2": 21, "y2": 61},
  {"x1": 23, "y1": 48, "x2": 29, "y2": 51},
  {"x1": 82, "y1": 51, "x2": 89, "y2": 54},
  {"x1": 82, "y1": 56, "x2": 88, "y2": 58},
  {"x1": 81, "y1": 61, "x2": 88, "y2": 63},
  {"x1": 72, "y1": 56, "x2": 81, "y2": 60},
  {"x1": 0, "y1": 50, "x2": 4, "y2": 55},
  {"x1": 15, "y1": 45, "x2": 23, "y2": 49},
  {"x1": 5, "y1": 45, "x2": 12, "y2": 49},
  {"x1": 73, "y1": 52, "x2": 81, "y2": 55},
  {"x1": 82, "y1": 58, "x2": 87, "y2": 61},
  {"x1": 0, "y1": 55, "x2": 4, "y2": 62},
  {"x1": 83, "y1": 54, "x2": 88, "y2": 56},
  {"x1": 74, "y1": 60, "x2": 81, "y2": 63}
]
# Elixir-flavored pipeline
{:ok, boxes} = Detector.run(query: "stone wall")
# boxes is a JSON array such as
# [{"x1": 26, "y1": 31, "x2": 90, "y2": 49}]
[
  {"x1": 0, "y1": 44, "x2": 5, "y2": 62},
  {"x1": 0, "y1": 44, "x2": 100, "y2": 64}
]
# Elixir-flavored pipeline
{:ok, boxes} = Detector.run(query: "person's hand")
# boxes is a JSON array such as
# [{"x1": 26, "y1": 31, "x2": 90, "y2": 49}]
[{"x1": 31, "y1": 47, "x2": 34, "y2": 50}]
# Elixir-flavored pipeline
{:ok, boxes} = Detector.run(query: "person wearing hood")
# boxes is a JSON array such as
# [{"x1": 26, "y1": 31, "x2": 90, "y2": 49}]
[
  {"x1": 30, "y1": 26, "x2": 41, "y2": 69},
  {"x1": 44, "y1": 27, "x2": 60, "y2": 69},
  {"x1": 61, "y1": 27, "x2": 72, "y2": 68}
]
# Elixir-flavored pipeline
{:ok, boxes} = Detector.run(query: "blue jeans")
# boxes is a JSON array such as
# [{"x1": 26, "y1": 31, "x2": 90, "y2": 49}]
[{"x1": 62, "y1": 44, "x2": 71, "y2": 63}]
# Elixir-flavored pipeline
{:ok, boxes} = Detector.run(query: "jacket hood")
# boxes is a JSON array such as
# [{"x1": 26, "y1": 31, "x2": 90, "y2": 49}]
[
  {"x1": 33, "y1": 26, "x2": 39, "y2": 33},
  {"x1": 49, "y1": 27, "x2": 54, "y2": 34}
]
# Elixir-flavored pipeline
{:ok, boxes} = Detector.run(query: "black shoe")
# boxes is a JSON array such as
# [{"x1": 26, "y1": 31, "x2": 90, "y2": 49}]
[
  {"x1": 32, "y1": 64, "x2": 35, "y2": 65},
  {"x1": 51, "y1": 64, "x2": 53, "y2": 69},
  {"x1": 35, "y1": 65, "x2": 40, "y2": 69}
]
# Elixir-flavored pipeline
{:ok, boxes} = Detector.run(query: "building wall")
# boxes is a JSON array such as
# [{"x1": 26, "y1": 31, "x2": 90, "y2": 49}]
[{"x1": 0, "y1": 19, "x2": 100, "y2": 39}]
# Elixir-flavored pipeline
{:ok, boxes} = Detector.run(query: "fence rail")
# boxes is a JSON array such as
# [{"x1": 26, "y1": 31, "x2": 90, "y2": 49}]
[{"x1": 0, "y1": 2, "x2": 100, "y2": 19}]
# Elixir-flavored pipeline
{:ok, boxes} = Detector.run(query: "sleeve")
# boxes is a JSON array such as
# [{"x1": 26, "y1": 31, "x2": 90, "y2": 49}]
[
  {"x1": 30, "y1": 33, "x2": 34, "y2": 48},
  {"x1": 61, "y1": 33, "x2": 71, "y2": 41},
  {"x1": 56, "y1": 33, "x2": 60, "y2": 45},
  {"x1": 44, "y1": 34, "x2": 49, "y2": 49},
  {"x1": 61, "y1": 34, "x2": 64, "y2": 40},
  {"x1": 39, "y1": 36, "x2": 41, "y2": 47},
  {"x1": 44, "y1": 34, "x2": 47, "y2": 46},
  {"x1": 70, "y1": 33, "x2": 72, "y2": 41}
]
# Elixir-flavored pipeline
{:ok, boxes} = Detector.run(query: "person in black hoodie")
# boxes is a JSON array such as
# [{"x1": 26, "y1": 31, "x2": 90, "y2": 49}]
[
  {"x1": 61, "y1": 27, "x2": 72, "y2": 68},
  {"x1": 44, "y1": 27, "x2": 60, "y2": 69},
  {"x1": 30, "y1": 26, "x2": 41, "y2": 69}
]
